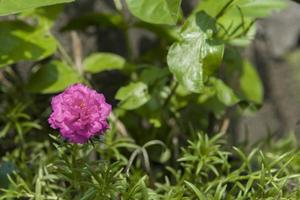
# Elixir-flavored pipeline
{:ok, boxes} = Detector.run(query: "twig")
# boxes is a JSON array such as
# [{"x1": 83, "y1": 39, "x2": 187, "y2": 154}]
[
  {"x1": 71, "y1": 31, "x2": 83, "y2": 75},
  {"x1": 110, "y1": 112, "x2": 128, "y2": 137},
  {"x1": 56, "y1": 38, "x2": 74, "y2": 67},
  {"x1": 215, "y1": 0, "x2": 235, "y2": 19},
  {"x1": 220, "y1": 118, "x2": 230, "y2": 135},
  {"x1": 113, "y1": 0, "x2": 123, "y2": 11}
]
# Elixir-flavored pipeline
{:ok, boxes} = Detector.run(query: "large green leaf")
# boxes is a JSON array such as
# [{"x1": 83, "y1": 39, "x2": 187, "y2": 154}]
[
  {"x1": 167, "y1": 11, "x2": 224, "y2": 93},
  {"x1": 126, "y1": 0, "x2": 182, "y2": 25},
  {"x1": 0, "y1": 0, "x2": 74, "y2": 16},
  {"x1": 0, "y1": 21, "x2": 57, "y2": 68},
  {"x1": 115, "y1": 82, "x2": 150, "y2": 110},
  {"x1": 83, "y1": 53, "x2": 126, "y2": 74},
  {"x1": 26, "y1": 60, "x2": 81, "y2": 94},
  {"x1": 223, "y1": 49, "x2": 263, "y2": 104}
]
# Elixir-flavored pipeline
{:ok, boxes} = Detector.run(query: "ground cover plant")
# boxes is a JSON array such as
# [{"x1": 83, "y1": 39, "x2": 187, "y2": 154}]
[{"x1": 0, "y1": 0, "x2": 300, "y2": 199}]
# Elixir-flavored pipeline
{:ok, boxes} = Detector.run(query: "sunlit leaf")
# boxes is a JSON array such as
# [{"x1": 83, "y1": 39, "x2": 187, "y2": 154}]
[
  {"x1": 126, "y1": 0, "x2": 182, "y2": 25},
  {"x1": 0, "y1": 21, "x2": 57, "y2": 68},
  {"x1": 0, "y1": 0, "x2": 73, "y2": 16},
  {"x1": 83, "y1": 53, "x2": 126, "y2": 74},
  {"x1": 238, "y1": 0, "x2": 287, "y2": 18},
  {"x1": 167, "y1": 11, "x2": 224, "y2": 93}
]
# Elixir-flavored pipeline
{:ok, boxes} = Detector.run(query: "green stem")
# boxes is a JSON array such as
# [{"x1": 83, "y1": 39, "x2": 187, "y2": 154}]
[
  {"x1": 163, "y1": 81, "x2": 179, "y2": 108},
  {"x1": 56, "y1": 40, "x2": 75, "y2": 67},
  {"x1": 215, "y1": 0, "x2": 235, "y2": 20}
]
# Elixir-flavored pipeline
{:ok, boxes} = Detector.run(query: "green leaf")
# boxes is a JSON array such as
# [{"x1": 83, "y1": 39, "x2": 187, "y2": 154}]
[
  {"x1": 81, "y1": 188, "x2": 96, "y2": 200},
  {"x1": 238, "y1": 0, "x2": 287, "y2": 18},
  {"x1": 240, "y1": 61, "x2": 263, "y2": 104},
  {"x1": 184, "y1": 181, "x2": 207, "y2": 200},
  {"x1": 139, "y1": 66, "x2": 169, "y2": 85},
  {"x1": 167, "y1": 11, "x2": 224, "y2": 93},
  {"x1": 83, "y1": 53, "x2": 126, "y2": 74},
  {"x1": 21, "y1": 5, "x2": 65, "y2": 29},
  {"x1": 196, "y1": 0, "x2": 231, "y2": 17},
  {"x1": 197, "y1": 0, "x2": 286, "y2": 18},
  {"x1": 26, "y1": 60, "x2": 81, "y2": 93},
  {"x1": 0, "y1": 0, "x2": 74, "y2": 16},
  {"x1": 0, "y1": 20, "x2": 56, "y2": 68},
  {"x1": 197, "y1": 0, "x2": 286, "y2": 45},
  {"x1": 126, "y1": 0, "x2": 182, "y2": 25},
  {"x1": 0, "y1": 123, "x2": 11, "y2": 138},
  {"x1": 115, "y1": 82, "x2": 150, "y2": 110},
  {"x1": 213, "y1": 4, "x2": 255, "y2": 44},
  {"x1": 228, "y1": 24, "x2": 256, "y2": 47},
  {"x1": 211, "y1": 78, "x2": 239, "y2": 106}
]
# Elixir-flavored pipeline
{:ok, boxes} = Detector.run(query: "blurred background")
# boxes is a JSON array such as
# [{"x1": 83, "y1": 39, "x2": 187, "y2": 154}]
[
  {"x1": 1, "y1": 0, "x2": 300, "y2": 143},
  {"x1": 57, "y1": 0, "x2": 300, "y2": 142}
]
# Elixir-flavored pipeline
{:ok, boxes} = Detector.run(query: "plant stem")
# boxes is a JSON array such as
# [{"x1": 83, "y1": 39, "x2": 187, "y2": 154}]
[
  {"x1": 54, "y1": 35, "x2": 75, "y2": 67},
  {"x1": 71, "y1": 31, "x2": 83, "y2": 75},
  {"x1": 163, "y1": 81, "x2": 179, "y2": 108}
]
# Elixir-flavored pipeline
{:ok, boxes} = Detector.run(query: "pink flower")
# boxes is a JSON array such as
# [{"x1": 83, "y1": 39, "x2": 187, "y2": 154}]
[{"x1": 48, "y1": 83, "x2": 111, "y2": 144}]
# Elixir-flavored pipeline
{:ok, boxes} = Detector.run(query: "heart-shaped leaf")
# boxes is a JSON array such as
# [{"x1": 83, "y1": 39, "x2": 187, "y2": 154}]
[{"x1": 167, "y1": 11, "x2": 224, "y2": 93}]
